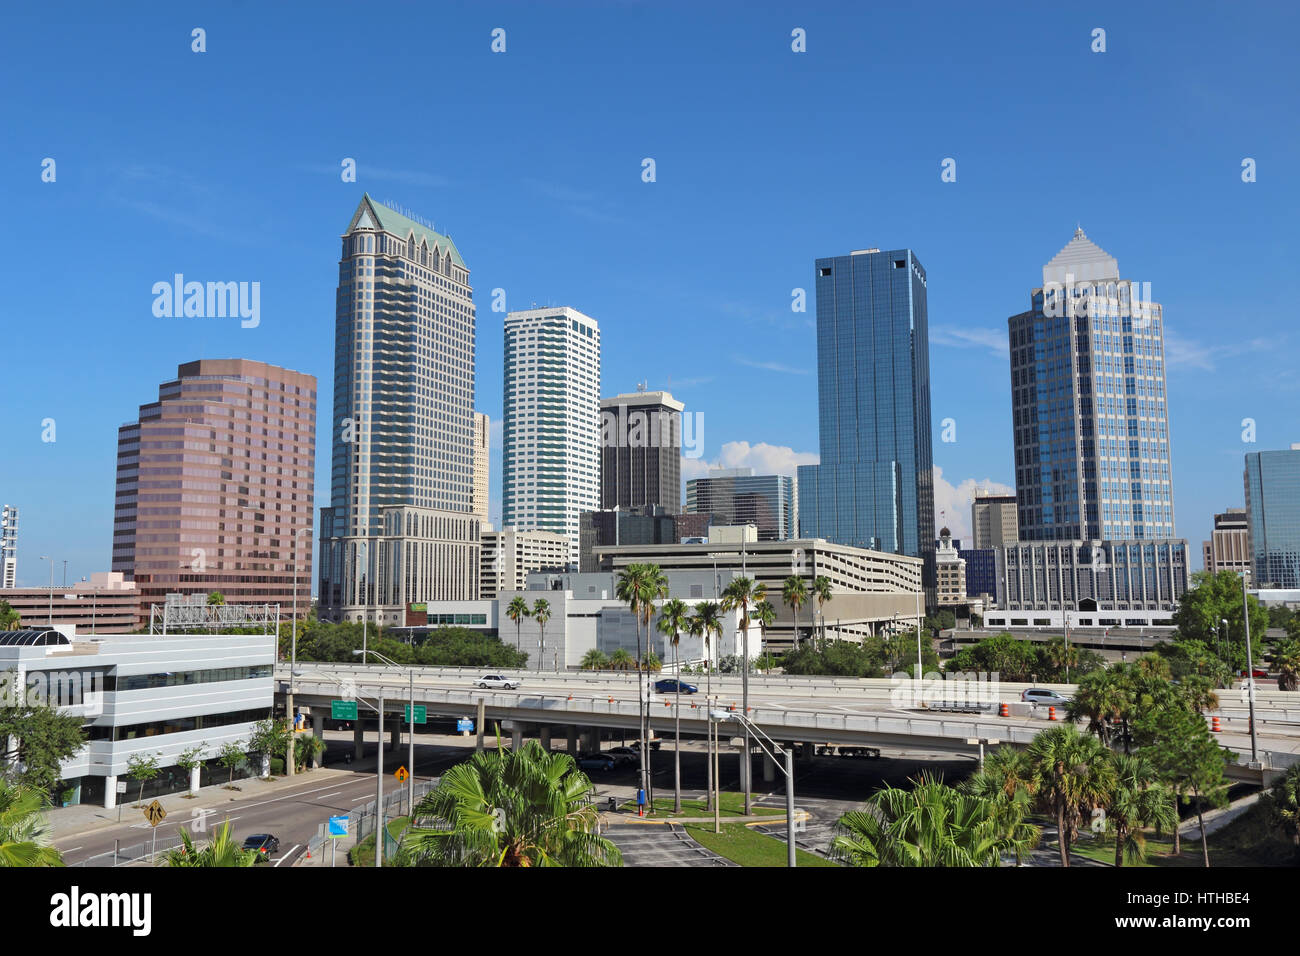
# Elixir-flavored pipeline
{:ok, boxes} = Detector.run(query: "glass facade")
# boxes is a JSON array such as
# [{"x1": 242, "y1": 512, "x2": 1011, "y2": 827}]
[
  {"x1": 797, "y1": 249, "x2": 936, "y2": 589},
  {"x1": 1244, "y1": 448, "x2": 1300, "y2": 588},
  {"x1": 1008, "y1": 231, "x2": 1175, "y2": 542},
  {"x1": 685, "y1": 469, "x2": 795, "y2": 541}
]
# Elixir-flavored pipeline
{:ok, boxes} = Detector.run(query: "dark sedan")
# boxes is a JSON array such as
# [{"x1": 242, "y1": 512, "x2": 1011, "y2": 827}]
[
  {"x1": 654, "y1": 678, "x2": 699, "y2": 695},
  {"x1": 242, "y1": 834, "x2": 281, "y2": 860}
]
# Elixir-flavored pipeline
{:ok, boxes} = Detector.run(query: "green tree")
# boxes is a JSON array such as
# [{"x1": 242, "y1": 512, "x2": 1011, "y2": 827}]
[
  {"x1": 505, "y1": 596, "x2": 531, "y2": 653},
  {"x1": 944, "y1": 632, "x2": 1037, "y2": 682},
  {"x1": 217, "y1": 740, "x2": 248, "y2": 786},
  {"x1": 616, "y1": 563, "x2": 668, "y2": 797},
  {"x1": 175, "y1": 743, "x2": 209, "y2": 792},
  {"x1": 832, "y1": 774, "x2": 1039, "y2": 867},
  {"x1": 753, "y1": 600, "x2": 776, "y2": 657},
  {"x1": 0, "y1": 600, "x2": 20, "y2": 631},
  {"x1": 0, "y1": 701, "x2": 87, "y2": 793},
  {"x1": 206, "y1": 591, "x2": 225, "y2": 606},
  {"x1": 125, "y1": 752, "x2": 162, "y2": 806},
  {"x1": 656, "y1": 598, "x2": 693, "y2": 813},
  {"x1": 401, "y1": 740, "x2": 621, "y2": 866},
  {"x1": 1173, "y1": 569, "x2": 1268, "y2": 668},
  {"x1": 164, "y1": 820, "x2": 256, "y2": 867},
  {"x1": 608, "y1": 648, "x2": 633, "y2": 671},
  {"x1": 781, "y1": 575, "x2": 808, "y2": 649},
  {"x1": 811, "y1": 575, "x2": 833, "y2": 645},
  {"x1": 964, "y1": 746, "x2": 1036, "y2": 823},
  {"x1": 1025, "y1": 724, "x2": 1117, "y2": 867},
  {"x1": 531, "y1": 599, "x2": 551, "y2": 672},
  {"x1": 579, "y1": 649, "x2": 608, "y2": 671},
  {"x1": 641, "y1": 651, "x2": 662, "y2": 672},
  {"x1": 249, "y1": 718, "x2": 291, "y2": 773},
  {"x1": 0, "y1": 780, "x2": 63, "y2": 867},
  {"x1": 1269, "y1": 637, "x2": 1300, "y2": 692},
  {"x1": 1068, "y1": 665, "x2": 1135, "y2": 749},
  {"x1": 1105, "y1": 752, "x2": 1178, "y2": 867},
  {"x1": 721, "y1": 576, "x2": 766, "y2": 662},
  {"x1": 1259, "y1": 762, "x2": 1300, "y2": 850},
  {"x1": 412, "y1": 627, "x2": 527, "y2": 668}
]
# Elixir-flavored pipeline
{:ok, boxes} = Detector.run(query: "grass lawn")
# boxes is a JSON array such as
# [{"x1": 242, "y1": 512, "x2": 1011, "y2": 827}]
[
  {"x1": 620, "y1": 791, "x2": 784, "y2": 818},
  {"x1": 684, "y1": 821, "x2": 839, "y2": 867},
  {"x1": 348, "y1": 816, "x2": 411, "y2": 867}
]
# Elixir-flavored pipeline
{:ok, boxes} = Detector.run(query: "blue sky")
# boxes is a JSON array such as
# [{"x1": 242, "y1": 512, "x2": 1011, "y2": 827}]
[{"x1": 2, "y1": 1, "x2": 1297, "y2": 586}]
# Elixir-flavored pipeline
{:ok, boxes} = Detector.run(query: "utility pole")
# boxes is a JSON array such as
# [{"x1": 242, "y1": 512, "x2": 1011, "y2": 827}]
[
  {"x1": 376, "y1": 691, "x2": 385, "y2": 868},
  {"x1": 1242, "y1": 573, "x2": 1259, "y2": 764}
]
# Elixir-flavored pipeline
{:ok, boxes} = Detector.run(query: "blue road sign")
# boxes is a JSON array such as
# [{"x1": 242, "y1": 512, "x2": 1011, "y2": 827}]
[
  {"x1": 457, "y1": 718, "x2": 474, "y2": 733},
  {"x1": 328, "y1": 815, "x2": 349, "y2": 838}
]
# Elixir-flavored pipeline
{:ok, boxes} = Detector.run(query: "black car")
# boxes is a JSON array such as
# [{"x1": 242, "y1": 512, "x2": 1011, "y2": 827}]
[{"x1": 242, "y1": 834, "x2": 281, "y2": 860}]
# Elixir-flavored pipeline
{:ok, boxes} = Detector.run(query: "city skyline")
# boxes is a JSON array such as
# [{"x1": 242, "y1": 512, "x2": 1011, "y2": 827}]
[{"x1": 4, "y1": 4, "x2": 1298, "y2": 587}]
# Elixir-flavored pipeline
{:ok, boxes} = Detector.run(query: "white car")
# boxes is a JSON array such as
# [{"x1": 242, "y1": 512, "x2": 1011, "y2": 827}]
[
  {"x1": 475, "y1": 674, "x2": 520, "y2": 690},
  {"x1": 1021, "y1": 688, "x2": 1071, "y2": 706}
]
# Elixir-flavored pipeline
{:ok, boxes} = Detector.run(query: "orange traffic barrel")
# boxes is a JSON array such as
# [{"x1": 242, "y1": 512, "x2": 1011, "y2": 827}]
[
  {"x1": 1048, "y1": 706, "x2": 1057, "y2": 721},
  {"x1": 1211, "y1": 716, "x2": 1221, "y2": 733},
  {"x1": 999, "y1": 702, "x2": 1010, "y2": 717}
]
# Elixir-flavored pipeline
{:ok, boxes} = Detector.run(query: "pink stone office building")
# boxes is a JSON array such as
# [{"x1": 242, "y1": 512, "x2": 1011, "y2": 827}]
[{"x1": 111, "y1": 359, "x2": 317, "y2": 625}]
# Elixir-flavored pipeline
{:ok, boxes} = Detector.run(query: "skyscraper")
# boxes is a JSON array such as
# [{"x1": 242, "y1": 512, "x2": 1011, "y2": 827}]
[
  {"x1": 971, "y1": 491, "x2": 1018, "y2": 549},
  {"x1": 111, "y1": 359, "x2": 317, "y2": 621},
  {"x1": 686, "y1": 468, "x2": 796, "y2": 541},
  {"x1": 1244, "y1": 446, "x2": 1300, "y2": 588},
  {"x1": 600, "y1": 387, "x2": 683, "y2": 513},
  {"x1": 472, "y1": 412, "x2": 490, "y2": 523},
  {"x1": 1, "y1": 505, "x2": 16, "y2": 589},
  {"x1": 797, "y1": 248, "x2": 936, "y2": 594},
  {"x1": 1008, "y1": 229, "x2": 1175, "y2": 541},
  {"x1": 502, "y1": 306, "x2": 601, "y2": 567},
  {"x1": 318, "y1": 196, "x2": 480, "y2": 624},
  {"x1": 1202, "y1": 507, "x2": 1250, "y2": 575}
]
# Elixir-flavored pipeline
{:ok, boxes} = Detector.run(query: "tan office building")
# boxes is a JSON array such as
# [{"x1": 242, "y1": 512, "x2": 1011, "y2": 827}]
[
  {"x1": 1203, "y1": 507, "x2": 1250, "y2": 575},
  {"x1": 971, "y1": 491, "x2": 1019, "y2": 549}
]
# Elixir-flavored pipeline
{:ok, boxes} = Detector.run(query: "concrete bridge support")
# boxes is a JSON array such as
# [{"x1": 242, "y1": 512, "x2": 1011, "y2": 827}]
[
  {"x1": 540, "y1": 725, "x2": 552, "y2": 751},
  {"x1": 312, "y1": 712, "x2": 325, "y2": 767},
  {"x1": 354, "y1": 721, "x2": 365, "y2": 759},
  {"x1": 567, "y1": 726, "x2": 578, "y2": 755}
]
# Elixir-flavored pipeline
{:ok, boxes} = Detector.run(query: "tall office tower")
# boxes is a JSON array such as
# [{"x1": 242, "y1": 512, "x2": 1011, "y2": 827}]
[
  {"x1": 600, "y1": 386, "x2": 683, "y2": 513},
  {"x1": 686, "y1": 468, "x2": 797, "y2": 541},
  {"x1": 472, "y1": 412, "x2": 490, "y2": 523},
  {"x1": 111, "y1": 359, "x2": 317, "y2": 622},
  {"x1": 1244, "y1": 445, "x2": 1300, "y2": 588},
  {"x1": 1202, "y1": 507, "x2": 1251, "y2": 575},
  {"x1": 318, "y1": 196, "x2": 480, "y2": 625},
  {"x1": 1, "y1": 505, "x2": 17, "y2": 589},
  {"x1": 971, "y1": 491, "x2": 1019, "y2": 549},
  {"x1": 1008, "y1": 229, "x2": 1175, "y2": 541},
  {"x1": 502, "y1": 306, "x2": 601, "y2": 567},
  {"x1": 797, "y1": 248, "x2": 936, "y2": 596}
]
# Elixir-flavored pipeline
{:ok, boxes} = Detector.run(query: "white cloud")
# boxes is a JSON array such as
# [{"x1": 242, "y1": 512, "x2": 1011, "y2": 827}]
[
  {"x1": 929, "y1": 326, "x2": 1009, "y2": 358},
  {"x1": 682, "y1": 441, "x2": 818, "y2": 483},
  {"x1": 735, "y1": 358, "x2": 810, "y2": 375},
  {"x1": 932, "y1": 467, "x2": 1014, "y2": 544}
]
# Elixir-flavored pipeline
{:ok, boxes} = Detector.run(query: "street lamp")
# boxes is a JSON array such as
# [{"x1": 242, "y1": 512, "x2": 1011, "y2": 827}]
[
  {"x1": 356, "y1": 649, "x2": 417, "y2": 820},
  {"x1": 39, "y1": 555, "x2": 53, "y2": 625},
  {"x1": 287, "y1": 526, "x2": 311, "y2": 778},
  {"x1": 713, "y1": 709, "x2": 798, "y2": 868},
  {"x1": 1239, "y1": 572, "x2": 1259, "y2": 764}
]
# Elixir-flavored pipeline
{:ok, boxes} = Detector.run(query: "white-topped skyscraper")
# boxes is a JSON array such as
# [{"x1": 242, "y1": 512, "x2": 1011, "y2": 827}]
[
  {"x1": 318, "y1": 196, "x2": 481, "y2": 625},
  {"x1": 1, "y1": 505, "x2": 17, "y2": 589},
  {"x1": 502, "y1": 307, "x2": 601, "y2": 568},
  {"x1": 1007, "y1": 229, "x2": 1175, "y2": 541}
]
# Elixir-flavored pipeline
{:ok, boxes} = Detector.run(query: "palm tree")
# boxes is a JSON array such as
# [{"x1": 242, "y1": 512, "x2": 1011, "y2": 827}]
[
  {"x1": 811, "y1": 575, "x2": 833, "y2": 646},
  {"x1": 609, "y1": 648, "x2": 634, "y2": 671},
  {"x1": 531, "y1": 599, "x2": 551, "y2": 672},
  {"x1": 782, "y1": 575, "x2": 808, "y2": 650},
  {"x1": 656, "y1": 598, "x2": 693, "y2": 813},
  {"x1": 402, "y1": 739, "x2": 621, "y2": 866},
  {"x1": 1106, "y1": 752, "x2": 1177, "y2": 867},
  {"x1": 1068, "y1": 666, "x2": 1134, "y2": 749},
  {"x1": 0, "y1": 782, "x2": 62, "y2": 867},
  {"x1": 164, "y1": 820, "x2": 257, "y2": 867},
  {"x1": 753, "y1": 600, "x2": 776, "y2": 663},
  {"x1": 721, "y1": 576, "x2": 766, "y2": 813},
  {"x1": 0, "y1": 600, "x2": 20, "y2": 631},
  {"x1": 690, "y1": 600, "x2": 723, "y2": 810},
  {"x1": 206, "y1": 591, "x2": 225, "y2": 606},
  {"x1": 580, "y1": 649, "x2": 609, "y2": 671},
  {"x1": 832, "y1": 774, "x2": 1040, "y2": 867},
  {"x1": 616, "y1": 564, "x2": 668, "y2": 801},
  {"x1": 1026, "y1": 723, "x2": 1118, "y2": 867},
  {"x1": 1270, "y1": 638, "x2": 1300, "y2": 692},
  {"x1": 506, "y1": 596, "x2": 531, "y2": 652}
]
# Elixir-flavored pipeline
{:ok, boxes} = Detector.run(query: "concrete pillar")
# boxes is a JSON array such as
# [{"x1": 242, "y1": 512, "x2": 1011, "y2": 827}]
[
  {"x1": 104, "y1": 774, "x2": 117, "y2": 810},
  {"x1": 512, "y1": 724, "x2": 523, "y2": 750},
  {"x1": 312, "y1": 713, "x2": 325, "y2": 767},
  {"x1": 476, "y1": 698, "x2": 486, "y2": 753},
  {"x1": 354, "y1": 720, "x2": 365, "y2": 759},
  {"x1": 190, "y1": 766, "x2": 201, "y2": 793},
  {"x1": 567, "y1": 726, "x2": 578, "y2": 755},
  {"x1": 540, "y1": 725, "x2": 551, "y2": 751},
  {"x1": 763, "y1": 752, "x2": 776, "y2": 783},
  {"x1": 390, "y1": 722, "x2": 400, "y2": 752},
  {"x1": 803, "y1": 741, "x2": 816, "y2": 764}
]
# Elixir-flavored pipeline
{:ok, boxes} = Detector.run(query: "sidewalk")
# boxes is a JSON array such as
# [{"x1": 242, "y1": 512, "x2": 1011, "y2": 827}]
[{"x1": 1179, "y1": 792, "x2": 1260, "y2": 840}]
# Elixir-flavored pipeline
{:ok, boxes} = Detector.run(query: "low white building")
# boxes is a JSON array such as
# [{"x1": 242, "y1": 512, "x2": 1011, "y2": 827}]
[{"x1": 0, "y1": 627, "x2": 273, "y2": 808}]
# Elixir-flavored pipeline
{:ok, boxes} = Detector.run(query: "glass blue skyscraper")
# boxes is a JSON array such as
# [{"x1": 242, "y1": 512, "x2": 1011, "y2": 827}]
[
  {"x1": 797, "y1": 248, "x2": 936, "y2": 592},
  {"x1": 1244, "y1": 446, "x2": 1300, "y2": 588}
]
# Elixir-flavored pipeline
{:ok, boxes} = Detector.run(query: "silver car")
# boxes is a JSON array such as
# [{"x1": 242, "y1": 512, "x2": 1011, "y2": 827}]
[
  {"x1": 475, "y1": 674, "x2": 520, "y2": 690},
  {"x1": 1021, "y1": 688, "x2": 1071, "y2": 706}
]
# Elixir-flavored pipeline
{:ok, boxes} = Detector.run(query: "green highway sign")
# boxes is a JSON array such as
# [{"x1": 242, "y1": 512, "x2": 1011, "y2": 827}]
[
  {"x1": 331, "y1": 700, "x2": 358, "y2": 720},
  {"x1": 404, "y1": 705, "x2": 427, "y2": 724}
]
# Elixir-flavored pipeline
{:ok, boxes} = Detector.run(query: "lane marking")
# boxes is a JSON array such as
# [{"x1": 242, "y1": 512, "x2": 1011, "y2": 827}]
[{"x1": 273, "y1": 844, "x2": 301, "y2": 867}]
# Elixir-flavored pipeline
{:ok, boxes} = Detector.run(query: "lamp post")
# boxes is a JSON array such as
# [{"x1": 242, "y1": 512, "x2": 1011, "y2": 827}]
[
  {"x1": 356, "y1": 649, "x2": 416, "y2": 819},
  {"x1": 715, "y1": 708, "x2": 798, "y2": 867},
  {"x1": 39, "y1": 555, "x2": 53, "y2": 625},
  {"x1": 1240, "y1": 573, "x2": 1259, "y2": 764},
  {"x1": 1218, "y1": 618, "x2": 1229, "y2": 671},
  {"x1": 287, "y1": 526, "x2": 311, "y2": 778}
]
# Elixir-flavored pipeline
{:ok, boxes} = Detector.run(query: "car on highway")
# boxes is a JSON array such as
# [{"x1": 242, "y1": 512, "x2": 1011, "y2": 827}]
[
  {"x1": 1239, "y1": 668, "x2": 1268, "y2": 678},
  {"x1": 576, "y1": 753, "x2": 617, "y2": 772},
  {"x1": 630, "y1": 739, "x2": 662, "y2": 753},
  {"x1": 837, "y1": 746, "x2": 881, "y2": 759},
  {"x1": 475, "y1": 674, "x2": 521, "y2": 689},
  {"x1": 654, "y1": 678, "x2": 699, "y2": 694},
  {"x1": 1021, "y1": 688, "x2": 1071, "y2": 706},
  {"x1": 242, "y1": 834, "x2": 280, "y2": 860},
  {"x1": 607, "y1": 746, "x2": 639, "y2": 767}
]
